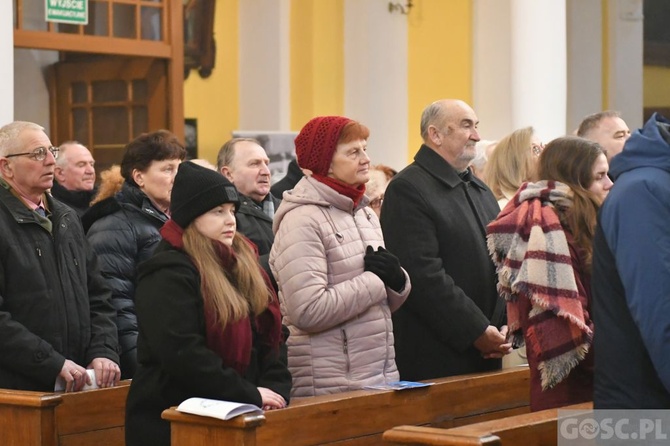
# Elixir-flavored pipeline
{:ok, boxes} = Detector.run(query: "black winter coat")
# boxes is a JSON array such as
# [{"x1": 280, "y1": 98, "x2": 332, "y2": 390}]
[
  {"x1": 381, "y1": 145, "x2": 503, "y2": 380},
  {"x1": 125, "y1": 241, "x2": 291, "y2": 446},
  {"x1": 236, "y1": 193, "x2": 280, "y2": 256},
  {"x1": 83, "y1": 182, "x2": 168, "y2": 379},
  {"x1": 50, "y1": 181, "x2": 96, "y2": 217},
  {"x1": 0, "y1": 183, "x2": 119, "y2": 390}
]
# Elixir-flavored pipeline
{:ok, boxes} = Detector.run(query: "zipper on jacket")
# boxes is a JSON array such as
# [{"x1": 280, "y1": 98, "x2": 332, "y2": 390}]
[
  {"x1": 36, "y1": 247, "x2": 42, "y2": 257},
  {"x1": 341, "y1": 328, "x2": 351, "y2": 374}
]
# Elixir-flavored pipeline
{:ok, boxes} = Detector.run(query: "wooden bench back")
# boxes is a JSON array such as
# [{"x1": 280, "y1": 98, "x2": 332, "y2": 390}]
[
  {"x1": 0, "y1": 380, "x2": 130, "y2": 446},
  {"x1": 163, "y1": 367, "x2": 531, "y2": 446},
  {"x1": 383, "y1": 401, "x2": 593, "y2": 446}
]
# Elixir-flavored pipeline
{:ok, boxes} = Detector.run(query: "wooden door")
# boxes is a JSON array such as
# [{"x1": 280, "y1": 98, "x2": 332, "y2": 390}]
[{"x1": 48, "y1": 57, "x2": 168, "y2": 174}]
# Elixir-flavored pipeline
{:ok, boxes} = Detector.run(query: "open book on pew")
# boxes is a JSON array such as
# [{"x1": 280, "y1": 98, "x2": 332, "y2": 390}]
[{"x1": 177, "y1": 397, "x2": 263, "y2": 421}]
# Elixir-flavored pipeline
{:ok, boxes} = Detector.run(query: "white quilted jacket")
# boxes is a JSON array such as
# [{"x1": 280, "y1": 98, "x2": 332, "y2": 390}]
[{"x1": 270, "y1": 176, "x2": 410, "y2": 398}]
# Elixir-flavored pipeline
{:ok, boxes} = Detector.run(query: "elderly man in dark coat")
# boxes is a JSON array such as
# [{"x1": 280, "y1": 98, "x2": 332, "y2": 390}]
[
  {"x1": 381, "y1": 99, "x2": 511, "y2": 380},
  {"x1": 0, "y1": 121, "x2": 120, "y2": 392}
]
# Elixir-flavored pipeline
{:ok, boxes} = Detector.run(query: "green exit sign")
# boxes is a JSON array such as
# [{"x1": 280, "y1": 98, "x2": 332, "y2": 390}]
[{"x1": 45, "y1": 0, "x2": 88, "y2": 25}]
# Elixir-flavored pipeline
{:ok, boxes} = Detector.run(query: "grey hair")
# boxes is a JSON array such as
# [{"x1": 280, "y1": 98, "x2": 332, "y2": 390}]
[
  {"x1": 420, "y1": 101, "x2": 449, "y2": 141},
  {"x1": 577, "y1": 110, "x2": 622, "y2": 138},
  {"x1": 216, "y1": 137, "x2": 260, "y2": 171},
  {"x1": 0, "y1": 121, "x2": 45, "y2": 157},
  {"x1": 56, "y1": 140, "x2": 83, "y2": 167}
]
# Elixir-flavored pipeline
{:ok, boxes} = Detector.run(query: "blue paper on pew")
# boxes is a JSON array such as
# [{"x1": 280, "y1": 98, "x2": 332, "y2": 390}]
[{"x1": 364, "y1": 381, "x2": 434, "y2": 391}]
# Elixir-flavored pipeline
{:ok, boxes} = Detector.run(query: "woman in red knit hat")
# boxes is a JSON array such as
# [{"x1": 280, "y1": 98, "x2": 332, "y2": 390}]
[{"x1": 269, "y1": 116, "x2": 411, "y2": 397}]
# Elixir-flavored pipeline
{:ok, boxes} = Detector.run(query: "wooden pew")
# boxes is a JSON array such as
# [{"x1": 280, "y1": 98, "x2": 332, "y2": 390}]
[
  {"x1": 0, "y1": 380, "x2": 130, "y2": 446},
  {"x1": 162, "y1": 367, "x2": 530, "y2": 446},
  {"x1": 383, "y1": 401, "x2": 593, "y2": 446}
]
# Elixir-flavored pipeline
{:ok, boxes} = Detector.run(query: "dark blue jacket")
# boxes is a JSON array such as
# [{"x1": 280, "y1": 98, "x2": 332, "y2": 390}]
[
  {"x1": 593, "y1": 112, "x2": 670, "y2": 408},
  {"x1": 83, "y1": 182, "x2": 168, "y2": 379}
]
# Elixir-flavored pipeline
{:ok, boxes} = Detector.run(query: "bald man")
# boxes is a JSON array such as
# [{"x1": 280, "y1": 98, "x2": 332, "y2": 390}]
[
  {"x1": 52, "y1": 141, "x2": 97, "y2": 216},
  {"x1": 577, "y1": 110, "x2": 631, "y2": 162},
  {"x1": 381, "y1": 99, "x2": 511, "y2": 381}
]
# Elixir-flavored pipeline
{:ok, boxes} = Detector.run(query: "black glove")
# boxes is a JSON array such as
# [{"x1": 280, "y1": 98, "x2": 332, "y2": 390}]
[{"x1": 364, "y1": 246, "x2": 406, "y2": 292}]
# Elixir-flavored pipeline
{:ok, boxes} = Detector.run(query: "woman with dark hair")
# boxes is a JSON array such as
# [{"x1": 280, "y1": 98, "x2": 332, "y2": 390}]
[
  {"x1": 125, "y1": 162, "x2": 290, "y2": 446},
  {"x1": 269, "y1": 116, "x2": 411, "y2": 397},
  {"x1": 83, "y1": 130, "x2": 186, "y2": 379},
  {"x1": 487, "y1": 136, "x2": 613, "y2": 411}
]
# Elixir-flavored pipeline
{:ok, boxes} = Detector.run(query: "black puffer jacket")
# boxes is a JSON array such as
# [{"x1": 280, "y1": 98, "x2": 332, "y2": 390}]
[{"x1": 83, "y1": 182, "x2": 168, "y2": 379}]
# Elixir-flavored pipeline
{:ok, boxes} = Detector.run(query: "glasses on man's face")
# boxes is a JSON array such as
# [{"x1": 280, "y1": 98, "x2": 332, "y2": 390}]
[
  {"x1": 369, "y1": 195, "x2": 384, "y2": 209},
  {"x1": 5, "y1": 146, "x2": 59, "y2": 161}
]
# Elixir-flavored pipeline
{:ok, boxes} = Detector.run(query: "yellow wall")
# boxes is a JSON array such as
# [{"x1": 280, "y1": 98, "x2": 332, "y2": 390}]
[
  {"x1": 407, "y1": 0, "x2": 473, "y2": 162},
  {"x1": 183, "y1": 0, "x2": 239, "y2": 164},
  {"x1": 290, "y1": 0, "x2": 344, "y2": 131},
  {"x1": 644, "y1": 66, "x2": 670, "y2": 107}
]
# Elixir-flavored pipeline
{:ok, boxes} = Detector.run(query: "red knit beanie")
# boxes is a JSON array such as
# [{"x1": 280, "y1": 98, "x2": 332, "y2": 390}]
[{"x1": 295, "y1": 116, "x2": 353, "y2": 176}]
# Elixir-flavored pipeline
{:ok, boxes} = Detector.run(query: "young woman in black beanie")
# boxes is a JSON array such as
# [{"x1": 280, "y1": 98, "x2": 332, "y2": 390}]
[{"x1": 125, "y1": 161, "x2": 291, "y2": 446}]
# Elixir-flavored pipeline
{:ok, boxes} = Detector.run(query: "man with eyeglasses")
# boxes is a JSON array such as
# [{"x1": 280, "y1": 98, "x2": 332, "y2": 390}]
[
  {"x1": 52, "y1": 141, "x2": 97, "y2": 217},
  {"x1": 0, "y1": 121, "x2": 120, "y2": 392},
  {"x1": 381, "y1": 99, "x2": 511, "y2": 381}
]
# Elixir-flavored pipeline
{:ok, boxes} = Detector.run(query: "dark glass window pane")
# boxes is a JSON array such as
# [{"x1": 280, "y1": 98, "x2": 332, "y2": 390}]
[
  {"x1": 132, "y1": 106, "x2": 148, "y2": 138},
  {"x1": 93, "y1": 107, "x2": 129, "y2": 144},
  {"x1": 141, "y1": 6, "x2": 162, "y2": 41},
  {"x1": 72, "y1": 82, "x2": 88, "y2": 104},
  {"x1": 113, "y1": 3, "x2": 136, "y2": 39},
  {"x1": 92, "y1": 80, "x2": 127, "y2": 103},
  {"x1": 84, "y1": 1, "x2": 110, "y2": 36},
  {"x1": 73, "y1": 108, "x2": 89, "y2": 143},
  {"x1": 132, "y1": 80, "x2": 148, "y2": 102}
]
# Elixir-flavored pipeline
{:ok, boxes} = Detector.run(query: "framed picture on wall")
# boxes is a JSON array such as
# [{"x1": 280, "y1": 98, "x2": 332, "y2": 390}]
[{"x1": 184, "y1": 118, "x2": 198, "y2": 159}]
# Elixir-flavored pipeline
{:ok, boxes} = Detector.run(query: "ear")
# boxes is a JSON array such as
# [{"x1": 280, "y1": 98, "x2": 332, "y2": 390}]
[
  {"x1": 132, "y1": 168, "x2": 144, "y2": 188},
  {"x1": 220, "y1": 166, "x2": 234, "y2": 183},
  {"x1": 0, "y1": 158, "x2": 12, "y2": 179},
  {"x1": 54, "y1": 166, "x2": 65, "y2": 183},
  {"x1": 428, "y1": 126, "x2": 442, "y2": 146}
]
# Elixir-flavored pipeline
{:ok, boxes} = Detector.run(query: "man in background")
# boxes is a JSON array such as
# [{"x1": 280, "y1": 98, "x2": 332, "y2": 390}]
[
  {"x1": 577, "y1": 110, "x2": 631, "y2": 161},
  {"x1": 381, "y1": 99, "x2": 510, "y2": 381},
  {"x1": 52, "y1": 141, "x2": 96, "y2": 216},
  {"x1": 217, "y1": 137, "x2": 280, "y2": 257}
]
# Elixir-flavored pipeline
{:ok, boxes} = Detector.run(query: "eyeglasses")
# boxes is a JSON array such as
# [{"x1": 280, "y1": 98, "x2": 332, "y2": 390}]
[
  {"x1": 5, "y1": 146, "x2": 59, "y2": 161},
  {"x1": 369, "y1": 195, "x2": 384, "y2": 209},
  {"x1": 531, "y1": 143, "x2": 544, "y2": 157}
]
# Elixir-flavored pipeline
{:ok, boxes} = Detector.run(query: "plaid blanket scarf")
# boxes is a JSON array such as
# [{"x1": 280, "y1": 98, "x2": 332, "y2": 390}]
[{"x1": 486, "y1": 180, "x2": 592, "y2": 390}]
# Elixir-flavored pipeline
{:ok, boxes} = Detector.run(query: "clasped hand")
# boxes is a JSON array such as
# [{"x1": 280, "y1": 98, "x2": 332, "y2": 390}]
[
  {"x1": 364, "y1": 245, "x2": 406, "y2": 292},
  {"x1": 473, "y1": 325, "x2": 513, "y2": 359}
]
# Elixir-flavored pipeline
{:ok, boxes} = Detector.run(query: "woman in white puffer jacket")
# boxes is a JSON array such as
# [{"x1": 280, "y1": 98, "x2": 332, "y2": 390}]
[{"x1": 270, "y1": 116, "x2": 411, "y2": 398}]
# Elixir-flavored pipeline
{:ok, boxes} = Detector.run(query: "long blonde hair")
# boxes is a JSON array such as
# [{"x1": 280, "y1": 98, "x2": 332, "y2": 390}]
[{"x1": 183, "y1": 226, "x2": 269, "y2": 329}]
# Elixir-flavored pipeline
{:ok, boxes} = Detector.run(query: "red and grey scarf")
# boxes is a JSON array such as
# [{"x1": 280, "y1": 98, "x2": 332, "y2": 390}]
[{"x1": 486, "y1": 181, "x2": 592, "y2": 390}]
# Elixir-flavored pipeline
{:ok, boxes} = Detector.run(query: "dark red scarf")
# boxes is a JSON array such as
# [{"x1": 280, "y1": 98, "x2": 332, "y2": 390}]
[
  {"x1": 160, "y1": 220, "x2": 282, "y2": 375},
  {"x1": 312, "y1": 174, "x2": 366, "y2": 207}
]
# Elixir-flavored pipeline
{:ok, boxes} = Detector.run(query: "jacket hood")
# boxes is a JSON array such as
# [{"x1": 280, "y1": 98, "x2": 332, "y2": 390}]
[
  {"x1": 272, "y1": 176, "x2": 369, "y2": 234},
  {"x1": 610, "y1": 112, "x2": 670, "y2": 180}
]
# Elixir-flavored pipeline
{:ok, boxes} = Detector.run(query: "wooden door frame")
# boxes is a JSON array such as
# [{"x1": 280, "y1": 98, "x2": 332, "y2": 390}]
[{"x1": 13, "y1": 0, "x2": 184, "y2": 142}]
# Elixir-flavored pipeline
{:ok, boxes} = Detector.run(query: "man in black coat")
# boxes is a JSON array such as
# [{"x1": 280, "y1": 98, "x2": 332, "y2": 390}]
[
  {"x1": 51, "y1": 141, "x2": 97, "y2": 217},
  {"x1": 381, "y1": 99, "x2": 511, "y2": 381},
  {"x1": 0, "y1": 121, "x2": 120, "y2": 392},
  {"x1": 217, "y1": 138, "x2": 279, "y2": 256}
]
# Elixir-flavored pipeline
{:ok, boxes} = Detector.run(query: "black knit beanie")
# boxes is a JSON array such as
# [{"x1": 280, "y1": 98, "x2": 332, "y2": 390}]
[{"x1": 170, "y1": 161, "x2": 240, "y2": 228}]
